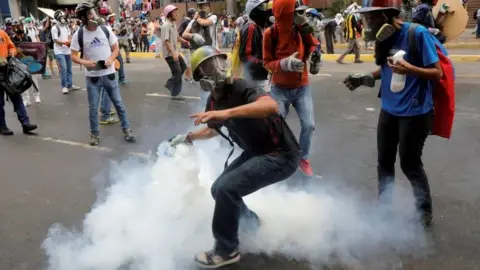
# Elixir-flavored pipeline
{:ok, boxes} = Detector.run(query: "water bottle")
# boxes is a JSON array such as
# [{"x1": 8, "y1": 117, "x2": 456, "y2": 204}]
[
  {"x1": 390, "y1": 50, "x2": 406, "y2": 93},
  {"x1": 309, "y1": 44, "x2": 321, "y2": 75}
]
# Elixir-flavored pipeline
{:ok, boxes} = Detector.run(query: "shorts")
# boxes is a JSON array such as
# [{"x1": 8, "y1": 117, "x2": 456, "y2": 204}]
[
  {"x1": 180, "y1": 48, "x2": 191, "y2": 67},
  {"x1": 47, "y1": 49, "x2": 54, "y2": 61}
]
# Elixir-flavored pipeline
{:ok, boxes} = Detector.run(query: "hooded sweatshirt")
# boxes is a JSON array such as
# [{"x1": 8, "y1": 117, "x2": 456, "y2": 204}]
[{"x1": 262, "y1": 0, "x2": 318, "y2": 88}]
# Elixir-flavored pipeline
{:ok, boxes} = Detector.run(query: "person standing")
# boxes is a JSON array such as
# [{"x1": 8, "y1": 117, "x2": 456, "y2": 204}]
[
  {"x1": 336, "y1": 10, "x2": 363, "y2": 64},
  {"x1": 161, "y1": 5, "x2": 189, "y2": 99},
  {"x1": 154, "y1": 16, "x2": 163, "y2": 58},
  {"x1": 40, "y1": 17, "x2": 58, "y2": 78},
  {"x1": 263, "y1": 0, "x2": 319, "y2": 176},
  {"x1": 182, "y1": 0, "x2": 218, "y2": 50},
  {"x1": 11, "y1": 20, "x2": 42, "y2": 106},
  {"x1": 71, "y1": 2, "x2": 136, "y2": 146},
  {"x1": 52, "y1": 10, "x2": 80, "y2": 94},
  {"x1": 0, "y1": 29, "x2": 38, "y2": 135},
  {"x1": 178, "y1": 8, "x2": 196, "y2": 82}
]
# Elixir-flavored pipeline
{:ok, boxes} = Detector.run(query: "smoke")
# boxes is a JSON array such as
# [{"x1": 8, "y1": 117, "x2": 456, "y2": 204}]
[{"x1": 42, "y1": 139, "x2": 430, "y2": 270}]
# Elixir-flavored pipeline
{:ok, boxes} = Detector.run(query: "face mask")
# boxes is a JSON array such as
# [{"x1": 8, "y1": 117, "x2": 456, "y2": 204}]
[
  {"x1": 198, "y1": 57, "x2": 227, "y2": 92},
  {"x1": 361, "y1": 14, "x2": 396, "y2": 42},
  {"x1": 59, "y1": 17, "x2": 67, "y2": 24},
  {"x1": 15, "y1": 29, "x2": 24, "y2": 34},
  {"x1": 294, "y1": 11, "x2": 314, "y2": 35}
]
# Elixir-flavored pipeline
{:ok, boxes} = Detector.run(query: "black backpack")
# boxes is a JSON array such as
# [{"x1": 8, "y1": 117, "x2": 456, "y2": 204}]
[
  {"x1": 0, "y1": 57, "x2": 39, "y2": 96},
  {"x1": 190, "y1": 15, "x2": 214, "y2": 50}
]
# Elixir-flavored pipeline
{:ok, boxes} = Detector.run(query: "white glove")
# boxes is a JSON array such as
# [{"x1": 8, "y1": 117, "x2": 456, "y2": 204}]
[
  {"x1": 192, "y1": 33, "x2": 205, "y2": 45},
  {"x1": 280, "y1": 52, "x2": 305, "y2": 72},
  {"x1": 169, "y1": 134, "x2": 192, "y2": 147}
]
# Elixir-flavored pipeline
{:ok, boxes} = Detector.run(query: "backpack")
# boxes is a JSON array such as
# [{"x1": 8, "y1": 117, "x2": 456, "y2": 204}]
[
  {"x1": 190, "y1": 14, "x2": 215, "y2": 50},
  {"x1": 0, "y1": 57, "x2": 39, "y2": 96},
  {"x1": 407, "y1": 23, "x2": 455, "y2": 139},
  {"x1": 77, "y1": 25, "x2": 120, "y2": 71}
]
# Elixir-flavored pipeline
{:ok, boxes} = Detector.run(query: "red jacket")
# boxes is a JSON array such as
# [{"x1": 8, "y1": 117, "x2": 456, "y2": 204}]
[{"x1": 262, "y1": 0, "x2": 318, "y2": 89}]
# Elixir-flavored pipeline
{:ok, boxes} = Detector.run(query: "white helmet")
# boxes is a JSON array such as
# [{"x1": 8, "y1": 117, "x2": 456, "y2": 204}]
[{"x1": 245, "y1": 0, "x2": 269, "y2": 16}]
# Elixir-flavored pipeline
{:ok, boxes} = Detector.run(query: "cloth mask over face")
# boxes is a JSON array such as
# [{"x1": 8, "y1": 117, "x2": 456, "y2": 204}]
[{"x1": 198, "y1": 57, "x2": 228, "y2": 92}]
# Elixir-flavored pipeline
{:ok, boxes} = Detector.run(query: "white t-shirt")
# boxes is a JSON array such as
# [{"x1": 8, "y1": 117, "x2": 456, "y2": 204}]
[
  {"x1": 186, "y1": 14, "x2": 218, "y2": 49},
  {"x1": 51, "y1": 24, "x2": 71, "y2": 55},
  {"x1": 70, "y1": 26, "x2": 118, "y2": 77},
  {"x1": 25, "y1": 27, "x2": 39, "y2": 42}
]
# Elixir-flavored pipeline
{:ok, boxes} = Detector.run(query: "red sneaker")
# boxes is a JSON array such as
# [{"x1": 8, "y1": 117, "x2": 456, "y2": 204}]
[{"x1": 299, "y1": 159, "x2": 314, "y2": 176}]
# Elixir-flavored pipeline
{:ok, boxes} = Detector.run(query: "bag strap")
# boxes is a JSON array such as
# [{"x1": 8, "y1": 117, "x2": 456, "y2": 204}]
[
  {"x1": 213, "y1": 127, "x2": 235, "y2": 169},
  {"x1": 407, "y1": 22, "x2": 418, "y2": 61},
  {"x1": 79, "y1": 25, "x2": 112, "y2": 58}
]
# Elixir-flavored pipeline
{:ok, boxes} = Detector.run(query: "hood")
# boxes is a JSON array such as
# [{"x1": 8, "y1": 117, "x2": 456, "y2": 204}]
[{"x1": 273, "y1": 0, "x2": 296, "y2": 28}]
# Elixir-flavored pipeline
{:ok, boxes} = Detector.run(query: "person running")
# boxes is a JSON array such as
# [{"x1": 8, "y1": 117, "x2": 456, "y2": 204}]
[
  {"x1": 0, "y1": 29, "x2": 37, "y2": 135},
  {"x1": 11, "y1": 19, "x2": 42, "y2": 106},
  {"x1": 70, "y1": 2, "x2": 136, "y2": 146},
  {"x1": 161, "y1": 5, "x2": 189, "y2": 99},
  {"x1": 52, "y1": 10, "x2": 80, "y2": 94},
  {"x1": 263, "y1": 0, "x2": 319, "y2": 176},
  {"x1": 169, "y1": 46, "x2": 300, "y2": 268},
  {"x1": 343, "y1": 0, "x2": 450, "y2": 227},
  {"x1": 336, "y1": 10, "x2": 363, "y2": 64}
]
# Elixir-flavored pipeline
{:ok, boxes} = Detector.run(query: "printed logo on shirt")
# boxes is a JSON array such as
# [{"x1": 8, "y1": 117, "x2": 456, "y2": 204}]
[{"x1": 90, "y1": 37, "x2": 104, "y2": 48}]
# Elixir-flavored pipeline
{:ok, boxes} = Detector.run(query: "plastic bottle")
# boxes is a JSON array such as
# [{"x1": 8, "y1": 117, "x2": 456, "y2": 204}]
[{"x1": 390, "y1": 50, "x2": 406, "y2": 93}]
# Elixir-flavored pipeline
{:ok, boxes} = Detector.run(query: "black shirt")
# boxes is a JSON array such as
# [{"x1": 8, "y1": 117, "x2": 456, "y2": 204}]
[
  {"x1": 205, "y1": 79, "x2": 300, "y2": 155},
  {"x1": 12, "y1": 35, "x2": 32, "y2": 42},
  {"x1": 178, "y1": 18, "x2": 191, "y2": 49}
]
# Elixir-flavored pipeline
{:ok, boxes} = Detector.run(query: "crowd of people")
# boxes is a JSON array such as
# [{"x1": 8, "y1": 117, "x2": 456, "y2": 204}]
[{"x1": 0, "y1": 0, "x2": 455, "y2": 268}]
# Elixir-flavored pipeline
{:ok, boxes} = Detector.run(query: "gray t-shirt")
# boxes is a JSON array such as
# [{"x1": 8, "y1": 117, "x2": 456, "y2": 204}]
[{"x1": 161, "y1": 20, "x2": 177, "y2": 58}]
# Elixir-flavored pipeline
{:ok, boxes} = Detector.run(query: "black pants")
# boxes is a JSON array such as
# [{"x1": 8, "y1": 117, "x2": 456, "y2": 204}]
[
  {"x1": 141, "y1": 36, "x2": 149, "y2": 52},
  {"x1": 377, "y1": 109, "x2": 433, "y2": 215},
  {"x1": 324, "y1": 28, "x2": 335, "y2": 54},
  {"x1": 165, "y1": 55, "x2": 186, "y2": 97}
]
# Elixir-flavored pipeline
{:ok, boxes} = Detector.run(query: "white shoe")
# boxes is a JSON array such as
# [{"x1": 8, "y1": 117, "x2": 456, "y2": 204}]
[
  {"x1": 23, "y1": 99, "x2": 31, "y2": 107},
  {"x1": 69, "y1": 85, "x2": 80, "y2": 90},
  {"x1": 62, "y1": 87, "x2": 69, "y2": 94},
  {"x1": 35, "y1": 96, "x2": 41, "y2": 103}
]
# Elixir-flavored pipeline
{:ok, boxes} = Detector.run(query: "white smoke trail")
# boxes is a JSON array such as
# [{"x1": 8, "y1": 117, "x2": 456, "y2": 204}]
[{"x1": 42, "y1": 139, "x2": 429, "y2": 270}]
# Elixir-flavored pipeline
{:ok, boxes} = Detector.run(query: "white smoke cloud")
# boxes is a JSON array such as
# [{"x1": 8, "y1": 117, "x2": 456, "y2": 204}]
[{"x1": 42, "y1": 139, "x2": 430, "y2": 270}]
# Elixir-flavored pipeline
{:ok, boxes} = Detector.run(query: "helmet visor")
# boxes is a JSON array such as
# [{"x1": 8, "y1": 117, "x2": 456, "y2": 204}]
[{"x1": 197, "y1": 56, "x2": 227, "y2": 77}]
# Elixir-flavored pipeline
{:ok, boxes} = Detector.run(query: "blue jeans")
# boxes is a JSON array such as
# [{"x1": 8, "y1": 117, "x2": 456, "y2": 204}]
[
  {"x1": 86, "y1": 74, "x2": 130, "y2": 135},
  {"x1": 100, "y1": 88, "x2": 111, "y2": 121},
  {"x1": 0, "y1": 89, "x2": 30, "y2": 127},
  {"x1": 55, "y1": 54, "x2": 73, "y2": 88},
  {"x1": 222, "y1": 32, "x2": 231, "y2": 48},
  {"x1": 477, "y1": 19, "x2": 480, "y2": 38},
  {"x1": 117, "y1": 54, "x2": 126, "y2": 82},
  {"x1": 210, "y1": 150, "x2": 300, "y2": 256},
  {"x1": 270, "y1": 85, "x2": 315, "y2": 160}
]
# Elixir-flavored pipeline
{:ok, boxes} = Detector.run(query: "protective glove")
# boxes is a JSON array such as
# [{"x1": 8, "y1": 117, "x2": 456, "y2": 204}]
[
  {"x1": 168, "y1": 133, "x2": 192, "y2": 147},
  {"x1": 343, "y1": 73, "x2": 375, "y2": 91},
  {"x1": 280, "y1": 52, "x2": 305, "y2": 73},
  {"x1": 192, "y1": 33, "x2": 205, "y2": 45}
]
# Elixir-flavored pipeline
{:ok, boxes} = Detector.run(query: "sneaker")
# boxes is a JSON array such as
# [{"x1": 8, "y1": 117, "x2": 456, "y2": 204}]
[
  {"x1": 119, "y1": 80, "x2": 129, "y2": 85},
  {"x1": 69, "y1": 85, "x2": 81, "y2": 91},
  {"x1": 22, "y1": 124, "x2": 38, "y2": 134},
  {"x1": 34, "y1": 96, "x2": 41, "y2": 103},
  {"x1": 110, "y1": 110, "x2": 117, "y2": 116},
  {"x1": 23, "y1": 99, "x2": 31, "y2": 107},
  {"x1": 336, "y1": 59, "x2": 344, "y2": 64},
  {"x1": 0, "y1": 127, "x2": 14, "y2": 136},
  {"x1": 100, "y1": 117, "x2": 120, "y2": 125},
  {"x1": 126, "y1": 58, "x2": 131, "y2": 63},
  {"x1": 299, "y1": 159, "x2": 314, "y2": 177},
  {"x1": 89, "y1": 134, "x2": 100, "y2": 146},
  {"x1": 170, "y1": 96, "x2": 186, "y2": 101},
  {"x1": 354, "y1": 59, "x2": 364, "y2": 64},
  {"x1": 420, "y1": 212, "x2": 433, "y2": 228},
  {"x1": 195, "y1": 248, "x2": 241, "y2": 269},
  {"x1": 62, "y1": 87, "x2": 69, "y2": 94},
  {"x1": 123, "y1": 129, "x2": 136, "y2": 143}
]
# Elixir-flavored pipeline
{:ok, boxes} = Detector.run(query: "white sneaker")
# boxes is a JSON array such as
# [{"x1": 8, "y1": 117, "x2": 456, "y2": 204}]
[
  {"x1": 35, "y1": 96, "x2": 41, "y2": 103},
  {"x1": 62, "y1": 87, "x2": 69, "y2": 94},
  {"x1": 23, "y1": 99, "x2": 31, "y2": 107},
  {"x1": 69, "y1": 85, "x2": 80, "y2": 90}
]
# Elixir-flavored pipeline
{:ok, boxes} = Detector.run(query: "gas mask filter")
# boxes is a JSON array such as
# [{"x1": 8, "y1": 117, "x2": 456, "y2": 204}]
[
  {"x1": 87, "y1": 9, "x2": 99, "y2": 29},
  {"x1": 294, "y1": 6, "x2": 314, "y2": 35},
  {"x1": 361, "y1": 12, "x2": 396, "y2": 42},
  {"x1": 198, "y1": 57, "x2": 227, "y2": 92}
]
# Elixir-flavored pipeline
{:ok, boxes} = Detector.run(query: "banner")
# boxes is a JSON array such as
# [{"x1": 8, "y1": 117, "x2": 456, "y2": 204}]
[{"x1": 14, "y1": 42, "x2": 48, "y2": 75}]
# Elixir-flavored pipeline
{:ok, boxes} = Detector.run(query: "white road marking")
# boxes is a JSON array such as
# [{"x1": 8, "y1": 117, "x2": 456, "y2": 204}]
[
  {"x1": 366, "y1": 107, "x2": 376, "y2": 111},
  {"x1": 146, "y1": 93, "x2": 201, "y2": 100},
  {"x1": 28, "y1": 136, "x2": 150, "y2": 159}
]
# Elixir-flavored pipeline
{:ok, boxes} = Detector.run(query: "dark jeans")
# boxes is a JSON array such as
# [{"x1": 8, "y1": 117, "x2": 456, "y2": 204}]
[
  {"x1": 210, "y1": 150, "x2": 301, "y2": 256},
  {"x1": 141, "y1": 36, "x2": 149, "y2": 52},
  {"x1": 377, "y1": 109, "x2": 433, "y2": 215},
  {"x1": 0, "y1": 89, "x2": 30, "y2": 128},
  {"x1": 164, "y1": 55, "x2": 186, "y2": 97}
]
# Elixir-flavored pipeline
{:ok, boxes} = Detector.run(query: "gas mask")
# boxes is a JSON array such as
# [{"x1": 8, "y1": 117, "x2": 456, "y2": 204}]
[
  {"x1": 198, "y1": 57, "x2": 228, "y2": 92},
  {"x1": 14, "y1": 28, "x2": 24, "y2": 34},
  {"x1": 250, "y1": 3, "x2": 269, "y2": 28},
  {"x1": 294, "y1": 7, "x2": 314, "y2": 35},
  {"x1": 361, "y1": 13, "x2": 396, "y2": 42},
  {"x1": 87, "y1": 9, "x2": 100, "y2": 29},
  {"x1": 198, "y1": 10, "x2": 207, "y2": 19},
  {"x1": 59, "y1": 16, "x2": 67, "y2": 25}
]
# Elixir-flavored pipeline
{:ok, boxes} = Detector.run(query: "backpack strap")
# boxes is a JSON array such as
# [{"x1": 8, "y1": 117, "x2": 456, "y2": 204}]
[
  {"x1": 407, "y1": 23, "x2": 419, "y2": 61},
  {"x1": 213, "y1": 127, "x2": 235, "y2": 169},
  {"x1": 78, "y1": 25, "x2": 112, "y2": 58}
]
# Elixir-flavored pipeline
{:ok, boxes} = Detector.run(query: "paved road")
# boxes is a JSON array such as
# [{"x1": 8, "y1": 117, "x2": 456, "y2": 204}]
[{"x1": 1, "y1": 59, "x2": 479, "y2": 270}]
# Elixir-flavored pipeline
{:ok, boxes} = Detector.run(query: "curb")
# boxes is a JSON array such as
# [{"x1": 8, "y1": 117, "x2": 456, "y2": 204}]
[
  {"x1": 331, "y1": 42, "x2": 480, "y2": 50},
  {"x1": 124, "y1": 52, "x2": 480, "y2": 63}
]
